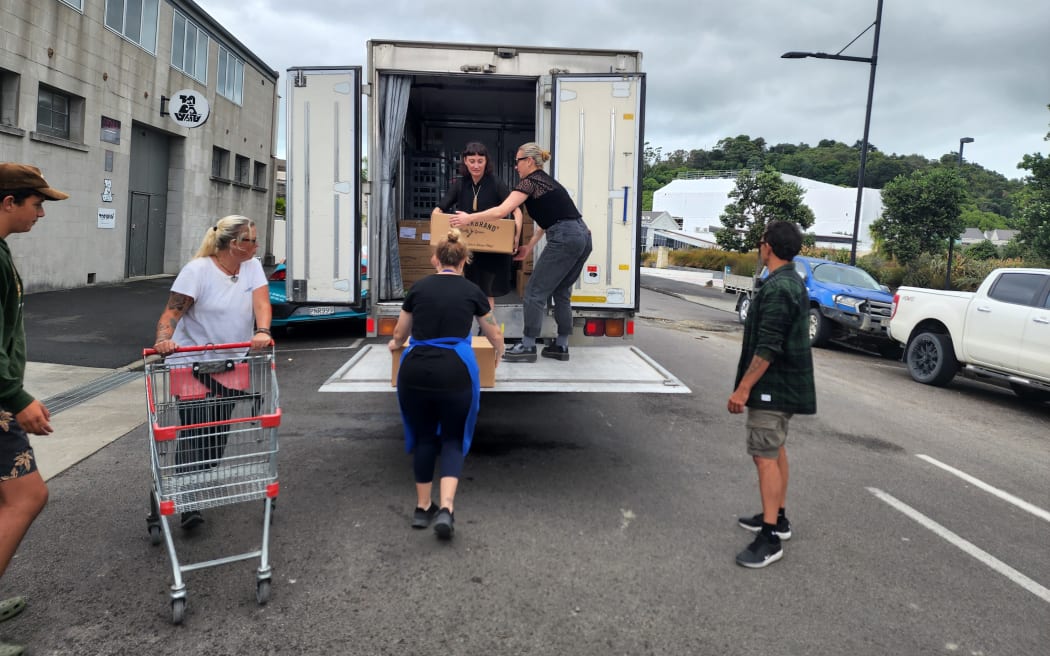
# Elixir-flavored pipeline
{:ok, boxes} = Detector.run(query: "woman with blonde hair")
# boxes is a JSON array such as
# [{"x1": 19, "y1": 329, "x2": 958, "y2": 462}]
[
  {"x1": 453, "y1": 142, "x2": 592, "y2": 362},
  {"x1": 388, "y1": 228, "x2": 504, "y2": 539},
  {"x1": 153, "y1": 215, "x2": 273, "y2": 529}
]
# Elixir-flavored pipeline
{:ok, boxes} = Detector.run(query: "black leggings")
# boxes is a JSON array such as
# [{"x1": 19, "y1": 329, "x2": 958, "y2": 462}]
[
  {"x1": 175, "y1": 397, "x2": 235, "y2": 472},
  {"x1": 398, "y1": 385, "x2": 472, "y2": 482}
]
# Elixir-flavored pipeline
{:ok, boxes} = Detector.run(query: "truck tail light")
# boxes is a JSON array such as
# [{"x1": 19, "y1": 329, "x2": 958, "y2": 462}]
[
  {"x1": 584, "y1": 319, "x2": 605, "y2": 336},
  {"x1": 377, "y1": 317, "x2": 398, "y2": 336},
  {"x1": 604, "y1": 319, "x2": 625, "y2": 337},
  {"x1": 891, "y1": 294, "x2": 899, "y2": 319},
  {"x1": 268, "y1": 268, "x2": 286, "y2": 282}
]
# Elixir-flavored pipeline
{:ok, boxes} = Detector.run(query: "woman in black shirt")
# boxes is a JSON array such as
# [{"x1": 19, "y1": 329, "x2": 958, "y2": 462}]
[
  {"x1": 454, "y1": 142, "x2": 592, "y2": 363},
  {"x1": 388, "y1": 229, "x2": 504, "y2": 539},
  {"x1": 432, "y1": 142, "x2": 522, "y2": 311}
]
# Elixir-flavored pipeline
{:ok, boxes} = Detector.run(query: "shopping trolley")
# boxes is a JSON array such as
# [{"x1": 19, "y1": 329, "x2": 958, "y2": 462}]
[{"x1": 142, "y1": 343, "x2": 281, "y2": 624}]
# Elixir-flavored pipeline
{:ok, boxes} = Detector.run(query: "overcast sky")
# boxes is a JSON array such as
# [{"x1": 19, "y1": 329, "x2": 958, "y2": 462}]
[{"x1": 195, "y1": 0, "x2": 1050, "y2": 180}]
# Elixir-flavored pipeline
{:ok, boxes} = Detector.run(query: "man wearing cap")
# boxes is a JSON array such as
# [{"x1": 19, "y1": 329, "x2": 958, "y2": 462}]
[{"x1": 0, "y1": 163, "x2": 68, "y2": 654}]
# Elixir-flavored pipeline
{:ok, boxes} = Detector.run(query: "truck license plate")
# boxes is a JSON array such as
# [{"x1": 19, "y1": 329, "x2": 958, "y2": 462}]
[{"x1": 308, "y1": 306, "x2": 336, "y2": 316}]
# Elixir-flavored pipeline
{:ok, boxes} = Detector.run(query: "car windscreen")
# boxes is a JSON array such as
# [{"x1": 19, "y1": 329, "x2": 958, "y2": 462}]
[{"x1": 810, "y1": 263, "x2": 881, "y2": 290}]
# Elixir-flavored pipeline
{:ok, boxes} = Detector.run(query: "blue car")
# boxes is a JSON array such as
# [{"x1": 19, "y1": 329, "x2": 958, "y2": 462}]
[
  {"x1": 268, "y1": 257, "x2": 368, "y2": 328},
  {"x1": 790, "y1": 256, "x2": 896, "y2": 353}
]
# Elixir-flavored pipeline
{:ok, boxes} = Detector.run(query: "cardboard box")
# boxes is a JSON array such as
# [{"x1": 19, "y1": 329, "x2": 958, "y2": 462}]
[
  {"x1": 391, "y1": 336, "x2": 496, "y2": 388},
  {"x1": 399, "y1": 242, "x2": 436, "y2": 269},
  {"x1": 398, "y1": 220, "x2": 431, "y2": 244},
  {"x1": 431, "y1": 213, "x2": 515, "y2": 254},
  {"x1": 400, "y1": 266, "x2": 434, "y2": 290}
]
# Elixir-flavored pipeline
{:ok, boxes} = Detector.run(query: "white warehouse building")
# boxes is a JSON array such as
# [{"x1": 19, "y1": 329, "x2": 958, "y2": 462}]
[{"x1": 652, "y1": 173, "x2": 883, "y2": 253}]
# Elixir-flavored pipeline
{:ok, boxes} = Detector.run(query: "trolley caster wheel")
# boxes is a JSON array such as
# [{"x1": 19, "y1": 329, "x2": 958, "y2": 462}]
[
  {"x1": 256, "y1": 579, "x2": 271, "y2": 605},
  {"x1": 171, "y1": 598, "x2": 186, "y2": 625},
  {"x1": 148, "y1": 524, "x2": 162, "y2": 546}
]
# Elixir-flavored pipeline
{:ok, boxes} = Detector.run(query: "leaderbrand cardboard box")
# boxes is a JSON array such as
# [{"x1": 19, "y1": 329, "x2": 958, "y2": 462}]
[
  {"x1": 431, "y1": 213, "x2": 515, "y2": 254},
  {"x1": 398, "y1": 242, "x2": 436, "y2": 269},
  {"x1": 391, "y1": 336, "x2": 496, "y2": 388}
]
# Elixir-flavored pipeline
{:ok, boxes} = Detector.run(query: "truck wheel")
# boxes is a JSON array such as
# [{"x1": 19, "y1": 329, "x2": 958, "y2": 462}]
[
  {"x1": 808, "y1": 307, "x2": 831, "y2": 347},
  {"x1": 1009, "y1": 383, "x2": 1050, "y2": 404},
  {"x1": 905, "y1": 331, "x2": 958, "y2": 386},
  {"x1": 736, "y1": 295, "x2": 751, "y2": 324}
]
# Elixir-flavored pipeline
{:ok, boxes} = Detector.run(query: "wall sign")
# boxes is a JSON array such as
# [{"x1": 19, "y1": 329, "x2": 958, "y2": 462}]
[
  {"x1": 101, "y1": 116, "x2": 121, "y2": 144},
  {"x1": 101, "y1": 179, "x2": 113, "y2": 202},
  {"x1": 169, "y1": 89, "x2": 210, "y2": 128},
  {"x1": 97, "y1": 208, "x2": 116, "y2": 229}
]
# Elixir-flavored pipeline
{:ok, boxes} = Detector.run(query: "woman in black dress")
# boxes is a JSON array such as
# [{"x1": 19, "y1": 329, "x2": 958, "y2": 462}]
[{"x1": 432, "y1": 142, "x2": 522, "y2": 310}]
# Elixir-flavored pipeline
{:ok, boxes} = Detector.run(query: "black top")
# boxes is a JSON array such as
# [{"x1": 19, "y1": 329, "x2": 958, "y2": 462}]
[
  {"x1": 438, "y1": 174, "x2": 512, "y2": 216},
  {"x1": 514, "y1": 170, "x2": 582, "y2": 230},
  {"x1": 399, "y1": 274, "x2": 491, "y2": 389}
]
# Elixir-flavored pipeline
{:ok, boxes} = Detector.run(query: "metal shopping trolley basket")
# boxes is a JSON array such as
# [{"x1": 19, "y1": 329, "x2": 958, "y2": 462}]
[{"x1": 142, "y1": 342, "x2": 281, "y2": 624}]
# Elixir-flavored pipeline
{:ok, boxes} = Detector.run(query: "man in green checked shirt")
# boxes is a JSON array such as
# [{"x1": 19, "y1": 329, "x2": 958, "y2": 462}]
[{"x1": 728, "y1": 220, "x2": 816, "y2": 569}]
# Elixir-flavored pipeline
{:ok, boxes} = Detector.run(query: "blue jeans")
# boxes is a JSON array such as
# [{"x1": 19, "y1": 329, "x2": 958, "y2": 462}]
[{"x1": 523, "y1": 218, "x2": 593, "y2": 338}]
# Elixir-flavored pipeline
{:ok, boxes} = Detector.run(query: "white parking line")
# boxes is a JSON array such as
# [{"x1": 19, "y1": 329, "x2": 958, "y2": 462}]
[
  {"x1": 867, "y1": 487, "x2": 1050, "y2": 604},
  {"x1": 916, "y1": 454, "x2": 1050, "y2": 524}
]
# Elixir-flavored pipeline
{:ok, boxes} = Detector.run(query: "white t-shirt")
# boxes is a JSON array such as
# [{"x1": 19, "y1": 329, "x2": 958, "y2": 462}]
[{"x1": 169, "y1": 256, "x2": 268, "y2": 360}]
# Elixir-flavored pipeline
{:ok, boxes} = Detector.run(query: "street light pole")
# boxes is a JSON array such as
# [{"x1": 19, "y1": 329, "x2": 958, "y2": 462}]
[
  {"x1": 782, "y1": 0, "x2": 884, "y2": 266},
  {"x1": 946, "y1": 136, "x2": 974, "y2": 288}
]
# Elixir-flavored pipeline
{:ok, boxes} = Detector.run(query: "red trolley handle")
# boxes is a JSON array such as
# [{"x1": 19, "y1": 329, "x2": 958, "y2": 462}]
[{"x1": 142, "y1": 342, "x2": 253, "y2": 357}]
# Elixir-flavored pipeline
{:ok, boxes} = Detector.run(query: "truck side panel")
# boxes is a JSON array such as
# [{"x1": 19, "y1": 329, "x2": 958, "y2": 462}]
[
  {"x1": 286, "y1": 67, "x2": 362, "y2": 305},
  {"x1": 551, "y1": 74, "x2": 644, "y2": 311}
]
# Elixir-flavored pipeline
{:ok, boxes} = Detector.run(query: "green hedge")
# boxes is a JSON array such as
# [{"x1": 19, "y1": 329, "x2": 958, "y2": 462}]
[{"x1": 645, "y1": 246, "x2": 1037, "y2": 292}]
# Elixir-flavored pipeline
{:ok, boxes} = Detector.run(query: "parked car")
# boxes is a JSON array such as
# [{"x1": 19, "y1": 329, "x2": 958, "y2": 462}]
[
  {"x1": 268, "y1": 253, "x2": 368, "y2": 329},
  {"x1": 724, "y1": 256, "x2": 898, "y2": 355},
  {"x1": 888, "y1": 268, "x2": 1050, "y2": 402}
]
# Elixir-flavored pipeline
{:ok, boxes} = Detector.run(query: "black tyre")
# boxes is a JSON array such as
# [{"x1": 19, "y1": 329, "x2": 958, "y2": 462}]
[
  {"x1": 905, "y1": 331, "x2": 958, "y2": 386},
  {"x1": 171, "y1": 598, "x2": 186, "y2": 625},
  {"x1": 736, "y1": 294, "x2": 751, "y2": 324},
  {"x1": 1009, "y1": 383, "x2": 1050, "y2": 404},
  {"x1": 808, "y1": 307, "x2": 831, "y2": 347}
]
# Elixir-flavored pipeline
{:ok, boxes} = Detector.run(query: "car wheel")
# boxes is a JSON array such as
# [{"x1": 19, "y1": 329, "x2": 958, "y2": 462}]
[
  {"x1": 905, "y1": 331, "x2": 958, "y2": 386},
  {"x1": 737, "y1": 294, "x2": 751, "y2": 324},
  {"x1": 808, "y1": 307, "x2": 831, "y2": 347}
]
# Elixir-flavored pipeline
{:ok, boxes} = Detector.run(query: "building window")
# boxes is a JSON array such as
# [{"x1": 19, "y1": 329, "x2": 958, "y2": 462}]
[
  {"x1": 37, "y1": 87, "x2": 70, "y2": 139},
  {"x1": 59, "y1": 0, "x2": 84, "y2": 10},
  {"x1": 234, "y1": 155, "x2": 250, "y2": 185},
  {"x1": 217, "y1": 47, "x2": 244, "y2": 105},
  {"x1": 253, "y1": 161, "x2": 267, "y2": 189},
  {"x1": 0, "y1": 68, "x2": 19, "y2": 127},
  {"x1": 105, "y1": 0, "x2": 160, "y2": 53},
  {"x1": 212, "y1": 146, "x2": 230, "y2": 180},
  {"x1": 171, "y1": 10, "x2": 208, "y2": 83}
]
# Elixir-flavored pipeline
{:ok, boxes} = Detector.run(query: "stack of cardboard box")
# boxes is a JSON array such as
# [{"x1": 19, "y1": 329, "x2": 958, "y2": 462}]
[{"x1": 398, "y1": 219, "x2": 435, "y2": 289}]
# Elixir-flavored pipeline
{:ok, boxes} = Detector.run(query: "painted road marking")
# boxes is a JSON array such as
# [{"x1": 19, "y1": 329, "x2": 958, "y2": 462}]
[
  {"x1": 916, "y1": 454, "x2": 1050, "y2": 524},
  {"x1": 867, "y1": 487, "x2": 1050, "y2": 604}
]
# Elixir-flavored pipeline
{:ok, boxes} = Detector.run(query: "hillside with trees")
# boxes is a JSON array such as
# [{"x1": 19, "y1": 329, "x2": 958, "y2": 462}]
[{"x1": 642, "y1": 135, "x2": 1026, "y2": 228}]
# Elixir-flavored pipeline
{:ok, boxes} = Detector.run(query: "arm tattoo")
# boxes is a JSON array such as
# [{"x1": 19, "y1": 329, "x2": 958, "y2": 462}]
[{"x1": 166, "y1": 292, "x2": 193, "y2": 312}]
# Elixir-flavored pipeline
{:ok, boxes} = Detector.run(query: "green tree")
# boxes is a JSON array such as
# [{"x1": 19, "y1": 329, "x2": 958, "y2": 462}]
[
  {"x1": 274, "y1": 196, "x2": 285, "y2": 216},
  {"x1": 716, "y1": 167, "x2": 816, "y2": 252},
  {"x1": 964, "y1": 239, "x2": 999, "y2": 260},
  {"x1": 870, "y1": 168, "x2": 966, "y2": 264},
  {"x1": 1017, "y1": 104, "x2": 1050, "y2": 262}
]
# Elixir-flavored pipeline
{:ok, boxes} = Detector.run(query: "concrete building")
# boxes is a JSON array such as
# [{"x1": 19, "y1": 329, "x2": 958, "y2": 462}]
[
  {"x1": 1, "y1": 0, "x2": 278, "y2": 291},
  {"x1": 652, "y1": 171, "x2": 883, "y2": 253}
]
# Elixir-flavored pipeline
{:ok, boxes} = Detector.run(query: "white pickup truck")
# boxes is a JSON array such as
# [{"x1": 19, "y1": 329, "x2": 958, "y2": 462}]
[{"x1": 888, "y1": 268, "x2": 1050, "y2": 402}]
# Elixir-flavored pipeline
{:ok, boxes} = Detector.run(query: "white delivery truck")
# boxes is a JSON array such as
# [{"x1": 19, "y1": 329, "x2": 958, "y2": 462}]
[{"x1": 284, "y1": 40, "x2": 687, "y2": 393}]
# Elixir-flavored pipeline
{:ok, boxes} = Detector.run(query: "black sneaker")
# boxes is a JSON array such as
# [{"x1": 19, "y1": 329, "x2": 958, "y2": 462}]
[
  {"x1": 737, "y1": 513, "x2": 792, "y2": 540},
  {"x1": 541, "y1": 344, "x2": 570, "y2": 361},
  {"x1": 503, "y1": 343, "x2": 537, "y2": 363},
  {"x1": 180, "y1": 510, "x2": 204, "y2": 530},
  {"x1": 735, "y1": 532, "x2": 783, "y2": 569},
  {"x1": 412, "y1": 503, "x2": 437, "y2": 529},
  {"x1": 434, "y1": 508, "x2": 454, "y2": 540}
]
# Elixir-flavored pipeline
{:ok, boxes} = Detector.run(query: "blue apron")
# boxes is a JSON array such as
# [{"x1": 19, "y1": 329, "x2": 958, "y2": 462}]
[{"x1": 398, "y1": 336, "x2": 481, "y2": 455}]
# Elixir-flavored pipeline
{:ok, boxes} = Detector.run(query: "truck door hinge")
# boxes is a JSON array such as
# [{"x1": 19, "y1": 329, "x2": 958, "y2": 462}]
[{"x1": 293, "y1": 70, "x2": 307, "y2": 87}]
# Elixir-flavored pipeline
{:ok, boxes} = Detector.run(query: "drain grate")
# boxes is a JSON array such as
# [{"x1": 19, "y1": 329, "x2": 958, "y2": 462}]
[{"x1": 43, "y1": 370, "x2": 143, "y2": 415}]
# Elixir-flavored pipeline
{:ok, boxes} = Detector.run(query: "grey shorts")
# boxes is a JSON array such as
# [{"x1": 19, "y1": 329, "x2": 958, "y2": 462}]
[
  {"x1": 0, "y1": 410, "x2": 38, "y2": 481},
  {"x1": 746, "y1": 408, "x2": 793, "y2": 459}
]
